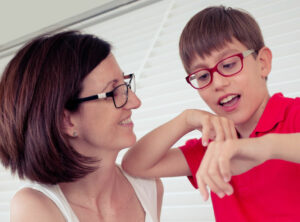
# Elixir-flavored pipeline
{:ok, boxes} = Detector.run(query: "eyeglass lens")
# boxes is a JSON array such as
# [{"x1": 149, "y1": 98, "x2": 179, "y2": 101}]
[
  {"x1": 113, "y1": 84, "x2": 128, "y2": 108},
  {"x1": 189, "y1": 55, "x2": 242, "y2": 89},
  {"x1": 113, "y1": 75, "x2": 135, "y2": 108}
]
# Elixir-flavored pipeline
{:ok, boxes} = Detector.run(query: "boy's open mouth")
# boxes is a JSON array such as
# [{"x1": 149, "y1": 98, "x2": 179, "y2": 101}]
[{"x1": 219, "y1": 94, "x2": 241, "y2": 106}]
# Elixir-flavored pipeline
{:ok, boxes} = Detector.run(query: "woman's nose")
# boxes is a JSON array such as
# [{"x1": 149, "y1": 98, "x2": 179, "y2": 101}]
[{"x1": 125, "y1": 89, "x2": 141, "y2": 109}]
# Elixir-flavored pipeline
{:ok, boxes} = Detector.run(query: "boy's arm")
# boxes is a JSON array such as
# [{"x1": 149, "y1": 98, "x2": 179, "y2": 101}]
[
  {"x1": 122, "y1": 109, "x2": 237, "y2": 178},
  {"x1": 267, "y1": 133, "x2": 300, "y2": 162},
  {"x1": 122, "y1": 110, "x2": 192, "y2": 178},
  {"x1": 197, "y1": 133, "x2": 300, "y2": 200},
  {"x1": 217, "y1": 133, "x2": 300, "y2": 179}
]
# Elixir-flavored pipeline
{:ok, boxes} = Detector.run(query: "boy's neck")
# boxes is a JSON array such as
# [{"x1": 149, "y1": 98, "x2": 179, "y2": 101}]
[{"x1": 236, "y1": 93, "x2": 270, "y2": 138}]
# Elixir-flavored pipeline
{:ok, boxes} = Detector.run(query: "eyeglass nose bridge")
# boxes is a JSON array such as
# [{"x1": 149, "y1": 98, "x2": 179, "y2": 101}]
[{"x1": 205, "y1": 62, "x2": 225, "y2": 87}]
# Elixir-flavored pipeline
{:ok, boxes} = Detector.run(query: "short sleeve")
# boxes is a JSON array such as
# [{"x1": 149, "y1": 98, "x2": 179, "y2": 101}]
[
  {"x1": 179, "y1": 138, "x2": 207, "y2": 188},
  {"x1": 291, "y1": 98, "x2": 300, "y2": 131}
]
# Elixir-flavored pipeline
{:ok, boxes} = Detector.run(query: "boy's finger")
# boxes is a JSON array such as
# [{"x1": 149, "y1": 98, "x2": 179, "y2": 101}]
[
  {"x1": 212, "y1": 118, "x2": 225, "y2": 141},
  {"x1": 208, "y1": 158, "x2": 233, "y2": 196},
  {"x1": 200, "y1": 144, "x2": 227, "y2": 198},
  {"x1": 219, "y1": 153, "x2": 232, "y2": 183},
  {"x1": 196, "y1": 146, "x2": 214, "y2": 199},
  {"x1": 197, "y1": 177, "x2": 209, "y2": 201},
  {"x1": 201, "y1": 125, "x2": 212, "y2": 146},
  {"x1": 221, "y1": 118, "x2": 235, "y2": 140},
  {"x1": 230, "y1": 121, "x2": 238, "y2": 139},
  {"x1": 203, "y1": 174, "x2": 225, "y2": 199}
]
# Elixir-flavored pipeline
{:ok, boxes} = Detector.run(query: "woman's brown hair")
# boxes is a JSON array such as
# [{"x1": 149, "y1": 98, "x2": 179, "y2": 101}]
[
  {"x1": 179, "y1": 6, "x2": 265, "y2": 73},
  {"x1": 0, "y1": 31, "x2": 111, "y2": 184}
]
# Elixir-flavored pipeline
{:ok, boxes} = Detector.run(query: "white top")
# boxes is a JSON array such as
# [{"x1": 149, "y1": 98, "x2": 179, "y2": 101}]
[{"x1": 21, "y1": 168, "x2": 158, "y2": 222}]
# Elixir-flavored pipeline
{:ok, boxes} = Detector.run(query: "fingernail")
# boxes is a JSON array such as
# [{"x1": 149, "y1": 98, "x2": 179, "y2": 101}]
[
  {"x1": 202, "y1": 141, "x2": 207, "y2": 146},
  {"x1": 224, "y1": 176, "x2": 231, "y2": 182},
  {"x1": 226, "y1": 190, "x2": 233, "y2": 196},
  {"x1": 217, "y1": 192, "x2": 225, "y2": 198}
]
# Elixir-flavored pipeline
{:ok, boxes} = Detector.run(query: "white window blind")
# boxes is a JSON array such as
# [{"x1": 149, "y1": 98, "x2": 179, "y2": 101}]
[{"x1": 1, "y1": 0, "x2": 300, "y2": 221}]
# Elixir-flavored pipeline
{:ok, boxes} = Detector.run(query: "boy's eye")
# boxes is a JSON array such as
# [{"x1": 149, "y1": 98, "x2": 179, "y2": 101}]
[
  {"x1": 195, "y1": 71, "x2": 210, "y2": 82},
  {"x1": 219, "y1": 56, "x2": 240, "y2": 71},
  {"x1": 222, "y1": 62, "x2": 237, "y2": 69},
  {"x1": 198, "y1": 73, "x2": 209, "y2": 81}
]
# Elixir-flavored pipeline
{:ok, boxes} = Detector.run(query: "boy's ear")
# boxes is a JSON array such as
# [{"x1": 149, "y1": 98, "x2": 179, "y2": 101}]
[
  {"x1": 257, "y1": 46, "x2": 272, "y2": 78},
  {"x1": 62, "y1": 110, "x2": 77, "y2": 137}
]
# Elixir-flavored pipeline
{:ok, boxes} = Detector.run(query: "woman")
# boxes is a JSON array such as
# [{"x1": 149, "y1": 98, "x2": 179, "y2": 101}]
[{"x1": 0, "y1": 31, "x2": 163, "y2": 222}]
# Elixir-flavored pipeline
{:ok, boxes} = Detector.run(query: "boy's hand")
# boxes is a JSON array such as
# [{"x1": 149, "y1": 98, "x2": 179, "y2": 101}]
[
  {"x1": 185, "y1": 109, "x2": 237, "y2": 146},
  {"x1": 184, "y1": 110, "x2": 238, "y2": 200},
  {"x1": 196, "y1": 137, "x2": 269, "y2": 201}
]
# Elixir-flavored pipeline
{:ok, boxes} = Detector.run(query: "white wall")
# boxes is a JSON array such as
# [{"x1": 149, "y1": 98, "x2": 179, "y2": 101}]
[{"x1": 1, "y1": 0, "x2": 300, "y2": 221}]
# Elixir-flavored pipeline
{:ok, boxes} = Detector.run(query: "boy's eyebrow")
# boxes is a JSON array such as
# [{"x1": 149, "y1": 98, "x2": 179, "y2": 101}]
[
  {"x1": 190, "y1": 49, "x2": 241, "y2": 72},
  {"x1": 190, "y1": 63, "x2": 207, "y2": 72},
  {"x1": 216, "y1": 49, "x2": 240, "y2": 61}
]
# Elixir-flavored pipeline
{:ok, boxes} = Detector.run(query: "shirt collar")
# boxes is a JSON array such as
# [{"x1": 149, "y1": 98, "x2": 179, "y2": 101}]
[{"x1": 252, "y1": 93, "x2": 290, "y2": 135}]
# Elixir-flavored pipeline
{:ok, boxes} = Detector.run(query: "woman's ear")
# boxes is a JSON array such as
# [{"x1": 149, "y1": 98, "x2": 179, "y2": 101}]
[
  {"x1": 62, "y1": 110, "x2": 77, "y2": 137},
  {"x1": 257, "y1": 46, "x2": 272, "y2": 79}
]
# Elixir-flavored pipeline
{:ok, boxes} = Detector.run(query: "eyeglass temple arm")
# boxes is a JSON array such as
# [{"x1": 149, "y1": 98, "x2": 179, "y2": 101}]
[
  {"x1": 124, "y1": 73, "x2": 134, "y2": 86},
  {"x1": 75, "y1": 91, "x2": 113, "y2": 103},
  {"x1": 242, "y1": 49, "x2": 255, "y2": 57}
]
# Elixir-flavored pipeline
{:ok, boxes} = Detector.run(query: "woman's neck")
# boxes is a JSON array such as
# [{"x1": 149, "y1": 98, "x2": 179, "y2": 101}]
[{"x1": 59, "y1": 161, "x2": 124, "y2": 211}]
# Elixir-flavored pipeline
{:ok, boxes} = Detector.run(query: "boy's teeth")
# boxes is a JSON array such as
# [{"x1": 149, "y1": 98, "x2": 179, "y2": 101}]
[{"x1": 220, "y1": 95, "x2": 237, "y2": 104}]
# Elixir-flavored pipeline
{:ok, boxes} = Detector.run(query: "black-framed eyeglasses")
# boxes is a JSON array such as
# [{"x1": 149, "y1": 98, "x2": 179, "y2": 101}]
[
  {"x1": 73, "y1": 73, "x2": 135, "y2": 108},
  {"x1": 186, "y1": 49, "x2": 255, "y2": 89}
]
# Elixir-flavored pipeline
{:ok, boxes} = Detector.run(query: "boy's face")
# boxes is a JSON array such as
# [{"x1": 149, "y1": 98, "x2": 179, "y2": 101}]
[{"x1": 189, "y1": 38, "x2": 271, "y2": 127}]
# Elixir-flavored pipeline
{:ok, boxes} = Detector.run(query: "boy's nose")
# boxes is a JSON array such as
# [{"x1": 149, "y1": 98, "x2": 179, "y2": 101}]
[{"x1": 212, "y1": 71, "x2": 230, "y2": 90}]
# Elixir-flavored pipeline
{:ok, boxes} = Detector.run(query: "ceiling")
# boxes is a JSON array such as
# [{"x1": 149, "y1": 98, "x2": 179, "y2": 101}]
[{"x1": 0, "y1": 0, "x2": 136, "y2": 52}]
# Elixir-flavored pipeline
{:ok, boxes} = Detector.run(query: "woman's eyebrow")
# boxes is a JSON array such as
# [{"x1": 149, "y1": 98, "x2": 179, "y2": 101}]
[
  {"x1": 101, "y1": 72, "x2": 125, "y2": 92},
  {"x1": 101, "y1": 79, "x2": 118, "y2": 93}
]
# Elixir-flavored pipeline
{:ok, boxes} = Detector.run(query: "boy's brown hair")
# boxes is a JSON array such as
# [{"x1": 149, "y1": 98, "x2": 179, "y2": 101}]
[{"x1": 179, "y1": 6, "x2": 265, "y2": 73}]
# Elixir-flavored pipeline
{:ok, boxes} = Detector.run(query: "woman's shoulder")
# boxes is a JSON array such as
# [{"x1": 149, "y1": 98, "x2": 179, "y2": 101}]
[{"x1": 10, "y1": 187, "x2": 65, "y2": 222}]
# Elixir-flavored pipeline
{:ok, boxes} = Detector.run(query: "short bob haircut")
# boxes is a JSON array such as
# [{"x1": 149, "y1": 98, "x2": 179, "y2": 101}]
[
  {"x1": 0, "y1": 31, "x2": 111, "y2": 184},
  {"x1": 179, "y1": 5, "x2": 265, "y2": 73}
]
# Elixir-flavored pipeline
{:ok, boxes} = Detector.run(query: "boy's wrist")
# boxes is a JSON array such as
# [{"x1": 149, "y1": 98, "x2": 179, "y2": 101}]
[
  {"x1": 259, "y1": 134, "x2": 275, "y2": 161},
  {"x1": 180, "y1": 109, "x2": 196, "y2": 133}
]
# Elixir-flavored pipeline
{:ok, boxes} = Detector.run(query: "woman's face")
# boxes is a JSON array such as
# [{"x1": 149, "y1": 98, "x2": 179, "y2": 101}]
[{"x1": 69, "y1": 53, "x2": 141, "y2": 156}]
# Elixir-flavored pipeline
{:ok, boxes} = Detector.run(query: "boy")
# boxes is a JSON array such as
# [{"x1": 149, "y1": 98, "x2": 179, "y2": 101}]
[{"x1": 122, "y1": 6, "x2": 300, "y2": 222}]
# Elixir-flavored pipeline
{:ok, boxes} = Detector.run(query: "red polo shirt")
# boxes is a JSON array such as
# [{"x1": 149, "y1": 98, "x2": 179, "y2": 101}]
[{"x1": 180, "y1": 93, "x2": 300, "y2": 222}]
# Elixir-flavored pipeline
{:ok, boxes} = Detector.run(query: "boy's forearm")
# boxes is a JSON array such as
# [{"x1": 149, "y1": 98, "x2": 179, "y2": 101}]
[
  {"x1": 122, "y1": 110, "x2": 191, "y2": 176},
  {"x1": 266, "y1": 133, "x2": 300, "y2": 163}
]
